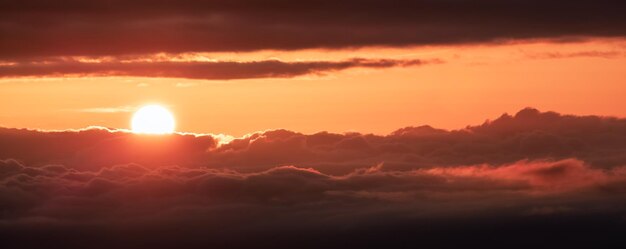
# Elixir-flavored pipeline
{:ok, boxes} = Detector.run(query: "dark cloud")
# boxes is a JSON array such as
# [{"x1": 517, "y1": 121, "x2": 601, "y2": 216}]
[
  {"x1": 1, "y1": 159, "x2": 625, "y2": 248},
  {"x1": 1, "y1": 0, "x2": 625, "y2": 60},
  {"x1": 2, "y1": 108, "x2": 626, "y2": 248},
  {"x1": 0, "y1": 58, "x2": 433, "y2": 80}
]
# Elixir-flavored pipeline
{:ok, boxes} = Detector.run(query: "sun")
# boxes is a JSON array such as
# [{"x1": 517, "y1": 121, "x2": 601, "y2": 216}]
[{"x1": 131, "y1": 105, "x2": 176, "y2": 134}]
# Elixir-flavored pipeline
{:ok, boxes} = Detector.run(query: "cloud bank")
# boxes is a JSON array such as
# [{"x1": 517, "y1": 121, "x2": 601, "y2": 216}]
[
  {"x1": 3, "y1": 108, "x2": 625, "y2": 173},
  {"x1": 1, "y1": 0, "x2": 625, "y2": 60},
  {"x1": 1, "y1": 108, "x2": 626, "y2": 248},
  {"x1": 3, "y1": 0, "x2": 623, "y2": 80}
]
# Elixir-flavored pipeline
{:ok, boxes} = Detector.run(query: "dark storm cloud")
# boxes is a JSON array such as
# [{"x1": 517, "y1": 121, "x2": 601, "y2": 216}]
[
  {"x1": 1, "y1": 0, "x2": 625, "y2": 60},
  {"x1": 2, "y1": 108, "x2": 626, "y2": 248},
  {"x1": 0, "y1": 58, "x2": 432, "y2": 80}
]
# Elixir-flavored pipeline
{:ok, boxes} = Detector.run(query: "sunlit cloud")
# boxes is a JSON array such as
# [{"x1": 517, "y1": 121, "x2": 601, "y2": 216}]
[{"x1": 175, "y1": 82, "x2": 199, "y2": 88}]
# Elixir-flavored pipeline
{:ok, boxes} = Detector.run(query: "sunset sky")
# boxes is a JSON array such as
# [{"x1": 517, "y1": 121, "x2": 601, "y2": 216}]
[
  {"x1": 1, "y1": 1, "x2": 626, "y2": 248},
  {"x1": 1, "y1": 1, "x2": 626, "y2": 135},
  {"x1": 1, "y1": 39, "x2": 625, "y2": 135}
]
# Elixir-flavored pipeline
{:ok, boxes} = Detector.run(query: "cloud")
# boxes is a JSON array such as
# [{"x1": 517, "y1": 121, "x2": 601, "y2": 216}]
[
  {"x1": 0, "y1": 58, "x2": 434, "y2": 80},
  {"x1": 2, "y1": 108, "x2": 626, "y2": 173},
  {"x1": 1, "y1": 158, "x2": 624, "y2": 214},
  {"x1": 0, "y1": 127, "x2": 220, "y2": 170},
  {"x1": 175, "y1": 82, "x2": 199, "y2": 88},
  {"x1": 74, "y1": 106, "x2": 135, "y2": 113},
  {"x1": 1, "y1": 0, "x2": 625, "y2": 60},
  {"x1": 524, "y1": 50, "x2": 625, "y2": 59},
  {"x1": 1, "y1": 158, "x2": 625, "y2": 248},
  {"x1": 2, "y1": 108, "x2": 626, "y2": 248}
]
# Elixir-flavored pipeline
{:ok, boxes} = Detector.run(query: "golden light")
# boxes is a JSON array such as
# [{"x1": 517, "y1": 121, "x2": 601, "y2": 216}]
[{"x1": 131, "y1": 105, "x2": 175, "y2": 134}]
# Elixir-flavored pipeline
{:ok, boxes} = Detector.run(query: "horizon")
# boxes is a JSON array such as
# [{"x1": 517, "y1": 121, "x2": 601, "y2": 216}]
[{"x1": 1, "y1": 107, "x2": 622, "y2": 137}]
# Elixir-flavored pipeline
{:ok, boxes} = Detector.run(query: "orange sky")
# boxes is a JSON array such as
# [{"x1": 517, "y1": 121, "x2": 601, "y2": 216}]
[{"x1": 1, "y1": 39, "x2": 625, "y2": 136}]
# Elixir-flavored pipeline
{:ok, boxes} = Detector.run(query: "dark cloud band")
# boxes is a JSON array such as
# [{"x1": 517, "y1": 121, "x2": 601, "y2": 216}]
[
  {"x1": 0, "y1": 58, "x2": 432, "y2": 80},
  {"x1": 1, "y1": 0, "x2": 625, "y2": 59}
]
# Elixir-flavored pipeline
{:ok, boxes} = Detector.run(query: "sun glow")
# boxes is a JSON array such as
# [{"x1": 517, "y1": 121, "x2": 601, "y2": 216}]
[{"x1": 131, "y1": 105, "x2": 175, "y2": 134}]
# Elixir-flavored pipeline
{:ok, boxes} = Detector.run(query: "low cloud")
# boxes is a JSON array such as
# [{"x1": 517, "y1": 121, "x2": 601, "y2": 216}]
[
  {"x1": 1, "y1": 158, "x2": 624, "y2": 217},
  {"x1": 1, "y1": 108, "x2": 626, "y2": 248},
  {"x1": 2, "y1": 108, "x2": 626, "y2": 172},
  {"x1": 1, "y1": 158, "x2": 625, "y2": 248}
]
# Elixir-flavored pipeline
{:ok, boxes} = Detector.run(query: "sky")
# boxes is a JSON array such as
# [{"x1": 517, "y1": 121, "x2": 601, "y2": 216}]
[
  {"x1": 1, "y1": 1, "x2": 626, "y2": 135},
  {"x1": 1, "y1": 0, "x2": 626, "y2": 248},
  {"x1": 2, "y1": 40, "x2": 625, "y2": 136}
]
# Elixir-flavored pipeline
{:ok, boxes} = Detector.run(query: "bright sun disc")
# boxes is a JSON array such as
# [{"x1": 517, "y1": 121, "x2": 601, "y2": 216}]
[{"x1": 131, "y1": 105, "x2": 175, "y2": 134}]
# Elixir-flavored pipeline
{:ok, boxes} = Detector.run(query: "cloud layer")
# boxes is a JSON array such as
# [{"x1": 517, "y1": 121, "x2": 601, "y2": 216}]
[
  {"x1": 3, "y1": 108, "x2": 625, "y2": 173},
  {"x1": 0, "y1": 58, "x2": 432, "y2": 80},
  {"x1": 1, "y1": 0, "x2": 625, "y2": 60},
  {"x1": 3, "y1": 1, "x2": 623, "y2": 80},
  {"x1": 2, "y1": 108, "x2": 626, "y2": 248}
]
